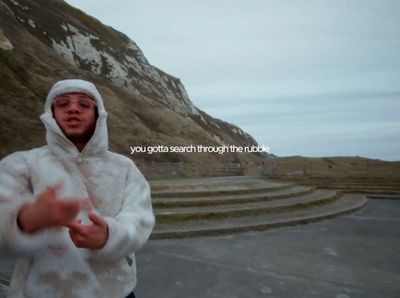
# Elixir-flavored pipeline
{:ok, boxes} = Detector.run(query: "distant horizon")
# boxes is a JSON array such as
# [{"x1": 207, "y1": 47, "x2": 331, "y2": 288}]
[
  {"x1": 272, "y1": 154, "x2": 400, "y2": 163},
  {"x1": 64, "y1": 0, "x2": 400, "y2": 161}
]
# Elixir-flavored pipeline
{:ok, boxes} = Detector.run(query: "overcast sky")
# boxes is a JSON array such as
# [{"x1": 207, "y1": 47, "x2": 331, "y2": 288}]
[{"x1": 65, "y1": 0, "x2": 400, "y2": 161}]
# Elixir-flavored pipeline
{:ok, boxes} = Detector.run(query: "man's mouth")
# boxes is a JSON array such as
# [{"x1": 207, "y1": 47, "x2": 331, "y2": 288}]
[{"x1": 65, "y1": 117, "x2": 82, "y2": 127}]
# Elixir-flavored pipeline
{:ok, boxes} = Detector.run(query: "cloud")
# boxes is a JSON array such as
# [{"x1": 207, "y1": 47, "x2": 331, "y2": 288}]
[{"x1": 65, "y1": 0, "x2": 400, "y2": 160}]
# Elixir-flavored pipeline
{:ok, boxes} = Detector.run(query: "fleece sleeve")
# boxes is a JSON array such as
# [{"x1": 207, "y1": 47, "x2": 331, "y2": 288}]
[
  {"x1": 91, "y1": 160, "x2": 155, "y2": 262},
  {"x1": 0, "y1": 153, "x2": 48, "y2": 256}
]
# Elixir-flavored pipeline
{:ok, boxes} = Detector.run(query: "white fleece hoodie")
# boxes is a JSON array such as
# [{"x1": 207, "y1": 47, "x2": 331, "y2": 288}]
[{"x1": 0, "y1": 79, "x2": 155, "y2": 298}]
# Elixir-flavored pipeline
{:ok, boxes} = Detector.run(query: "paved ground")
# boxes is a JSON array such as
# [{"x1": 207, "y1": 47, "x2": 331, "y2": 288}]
[
  {"x1": 1, "y1": 198, "x2": 399, "y2": 298},
  {"x1": 134, "y1": 198, "x2": 400, "y2": 298}
]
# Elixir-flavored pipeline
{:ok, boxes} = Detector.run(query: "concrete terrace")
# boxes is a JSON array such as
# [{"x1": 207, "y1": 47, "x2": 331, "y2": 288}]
[
  {"x1": 1, "y1": 176, "x2": 399, "y2": 297},
  {"x1": 150, "y1": 176, "x2": 368, "y2": 239}
]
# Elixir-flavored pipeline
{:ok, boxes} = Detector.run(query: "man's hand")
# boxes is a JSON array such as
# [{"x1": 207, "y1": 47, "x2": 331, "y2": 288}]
[
  {"x1": 67, "y1": 211, "x2": 109, "y2": 250},
  {"x1": 17, "y1": 184, "x2": 81, "y2": 234}
]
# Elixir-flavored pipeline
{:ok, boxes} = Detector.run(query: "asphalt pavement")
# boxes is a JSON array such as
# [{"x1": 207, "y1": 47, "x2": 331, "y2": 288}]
[
  {"x1": 1, "y1": 198, "x2": 399, "y2": 298},
  {"x1": 135, "y1": 198, "x2": 400, "y2": 298}
]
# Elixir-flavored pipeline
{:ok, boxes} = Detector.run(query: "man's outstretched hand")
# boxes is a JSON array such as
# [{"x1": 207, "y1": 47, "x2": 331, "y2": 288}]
[
  {"x1": 17, "y1": 184, "x2": 109, "y2": 250},
  {"x1": 67, "y1": 212, "x2": 109, "y2": 250},
  {"x1": 17, "y1": 184, "x2": 81, "y2": 234}
]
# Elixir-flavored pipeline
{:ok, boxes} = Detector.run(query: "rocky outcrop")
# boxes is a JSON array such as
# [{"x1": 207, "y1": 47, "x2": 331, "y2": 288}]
[
  {"x1": 0, "y1": 28, "x2": 13, "y2": 50},
  {"x1": 0, "y1": 0, "x2": 262, "y2": 167}
]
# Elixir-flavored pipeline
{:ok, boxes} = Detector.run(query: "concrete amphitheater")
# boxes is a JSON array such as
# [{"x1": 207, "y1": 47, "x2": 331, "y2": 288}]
[
  {"x1": 150, "y1": 176, "x2": 373, "y2": 239},
  {"x1": 1, "y1": 176, "x2": 399, "y2": 297}
]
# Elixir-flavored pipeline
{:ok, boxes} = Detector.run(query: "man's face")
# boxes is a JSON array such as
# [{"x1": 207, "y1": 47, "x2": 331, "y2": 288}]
[{"x1": 53, "y1": 92, "x2": 97, "y2": 145}]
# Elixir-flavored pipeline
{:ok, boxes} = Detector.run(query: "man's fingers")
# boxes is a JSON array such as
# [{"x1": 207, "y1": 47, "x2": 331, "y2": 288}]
[
  {"x1": 88, "y1": 211, "x2": 106, "y2": 227},
  {"x1": 65, "y1": 219, "x2": 82, "y2": 230},
  {"x1": 80, "y1": 197, "x2": 93, "y2": 210},
  {"x1": 48, "y1": 200, "x2": 80, "y2": 227},
  {"x1": 69, "y1": 230, "x2": 84, "y2": 247},
  {"x1": 69, "y1": 229, "x2": 76, "y2": 241},
  {"x1": 66, "y1": 218, "x2": 88, "y2": 235},
  {"x1": 68, "y1": 223, "x2": 89, "y2": 237},
  {"x1": 52, "y1": 182, "x2": 63, "y2": 193},
  {"x1": 60, "y1": 200, "x2": 80, "y2": 211},
  {"x1": 59, "y1": 201, "x2": 80, "y2": 221},
  {"x1": 68, "y1": 214, "x2": 108, "y2": 250},
  {"x1": 49, "y1": 183, "x2": 63, "y2": 198}
]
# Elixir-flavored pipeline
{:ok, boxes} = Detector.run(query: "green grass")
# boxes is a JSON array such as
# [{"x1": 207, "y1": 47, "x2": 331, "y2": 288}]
[
  {"x1": 155, "y1": 194, "x2": 339, "y2": 224},
  {"x1": 148, "y1": 175, "x2": 198, "y2": 181},
  {"x1": 153, "y1": 187, "x2": 314, "y2": 208}
]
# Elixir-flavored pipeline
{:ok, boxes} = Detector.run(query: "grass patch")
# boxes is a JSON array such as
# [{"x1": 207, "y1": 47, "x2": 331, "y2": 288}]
[
  {"x1": 153, "y1": 184, "x2": 295, "y2": 198},
  {"x1": 153, "y1": 187, "x2": 314, "y2": 208},
  {"x1": 155, "y1": 194, "x2": 339, "y2": 224},
  {"x1": 149, "y1": 175, "x2": 197, "y2": 181}
]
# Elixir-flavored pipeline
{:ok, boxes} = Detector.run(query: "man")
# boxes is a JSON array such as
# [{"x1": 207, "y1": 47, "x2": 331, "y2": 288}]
[{"x1": 0, "y1": 79, "x2": 155, "y2": 297}]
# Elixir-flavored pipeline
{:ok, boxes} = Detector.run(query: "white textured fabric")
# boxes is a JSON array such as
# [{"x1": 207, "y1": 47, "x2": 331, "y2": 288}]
[{"x1": 0, "y1": 79, "x2": 155, "y2": 298}]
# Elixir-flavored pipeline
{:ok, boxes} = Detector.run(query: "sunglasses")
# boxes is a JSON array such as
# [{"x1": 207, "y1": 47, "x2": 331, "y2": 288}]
[{"x1": 53, "y1": 98, "x2": 97, "y2": 110}]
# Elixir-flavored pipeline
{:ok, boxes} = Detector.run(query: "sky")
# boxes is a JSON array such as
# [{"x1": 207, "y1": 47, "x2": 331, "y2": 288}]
[{"x1": 65, "y1": 0, "x2": 400, "y2": 161}]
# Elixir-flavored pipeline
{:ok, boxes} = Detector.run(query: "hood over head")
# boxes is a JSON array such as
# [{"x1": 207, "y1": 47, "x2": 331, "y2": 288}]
[{"x1": 40, "y1": 79, "x2": 108, "y2": 159}]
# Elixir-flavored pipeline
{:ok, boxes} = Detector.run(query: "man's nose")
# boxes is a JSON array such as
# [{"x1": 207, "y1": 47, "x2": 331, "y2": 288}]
[{"x1": 67, "y1": 102, "x2": 81, "y2": 113}]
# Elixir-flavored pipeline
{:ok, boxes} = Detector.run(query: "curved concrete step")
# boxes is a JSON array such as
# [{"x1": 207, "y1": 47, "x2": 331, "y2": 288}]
[
  {"x1": 318, "y1": 182, "x2": 400, "y2": 186},
  {"x1": 150, "y1": 176, "x2": 272, "y2": 189},
  {"x1": 271, "y1": 177, "x2": 399, "y2": 184},
  {"x1": 322, "y1": 184, "x2": 400, "y2": 190},
  {"x1": 151, "y1": 194, "x2": 367, "y2": 239},
  {"x1": 151, "y1": 177, "x2": 279, "y2": 192},
  {"x1": 333, "y1": 188, "x2": 400, "y2": 195},
  {"x1": 366, "y1": 194, "x2": 400, "y2": 199},
  {"x1": 315, "y1": 180, "x2": 400, "y2": 184},
  {"x1": 312, "y1": 185, "x2": 400, "y2": 194},
  {"x1": 155, "y1": 189, "x2": 339, "y2": 222},
  {"x1": 270, "y1": 177, "x2": 400, "y2": 194},
  {"x1": 272, "y1": 176, "x2": 399, "y2": 182},
  {"x1": 153, "y1": 185, "x2": 314, "y2": 208},
  {"x1": 0, "y1": 278, "x2": 8, "y2": 298},
  {"x1": 313, "y1": 183, "x2": 400, "y2": 188},
  {"x1": 152, "y1": 182, "x2": 295, "y2": 198}
]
